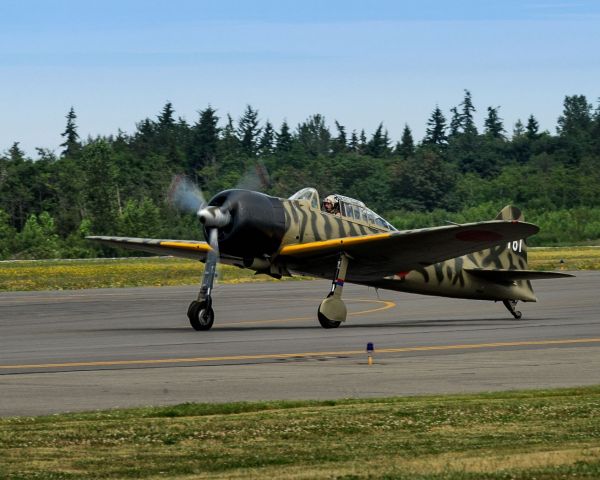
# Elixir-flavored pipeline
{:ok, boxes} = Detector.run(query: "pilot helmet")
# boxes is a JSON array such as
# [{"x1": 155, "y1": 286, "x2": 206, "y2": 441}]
[{"x1": 324, "y1": 195, "x2": 338, "y2": 207}]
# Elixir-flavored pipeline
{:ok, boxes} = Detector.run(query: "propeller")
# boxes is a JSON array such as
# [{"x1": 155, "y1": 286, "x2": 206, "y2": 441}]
[
  {"x1": 167, "y1": 175, "x2": 234, "y2": 312},
  {"x1": 167, "y1": 175, "x2": 207, "y2": 214},
  {"x1": 236, "y1": 161, "x2": 270, "y2": 191},
  {"x1": 167, "y1": 163, "x2": 270, "y2": 315}
]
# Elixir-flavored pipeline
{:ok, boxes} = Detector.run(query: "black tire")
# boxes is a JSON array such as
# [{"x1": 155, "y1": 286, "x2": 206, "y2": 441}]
[
  {"x1": 514, "y1": 310, "x2": 522, "y2": 320},
  {"x1": 187, "y1": 301, "x2": 214, "y2": 331},
  {"x1": 317, "y1": 309, "x2": 341, "y2": 329}
]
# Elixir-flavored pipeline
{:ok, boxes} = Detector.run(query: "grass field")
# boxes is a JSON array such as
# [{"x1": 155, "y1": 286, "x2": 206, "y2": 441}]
[
  {"x1": 0, "y1": 257, "x2": 307, "y2": 291},
  {"x1": 0, "y1": 246, "x2": 597, "y2": 292},
  {"x1": 528, "y1": 246, "x2": 600, "y2": 271},
  {"x1": 1, "y1": 386, "x2": 600, "y2": 479}
]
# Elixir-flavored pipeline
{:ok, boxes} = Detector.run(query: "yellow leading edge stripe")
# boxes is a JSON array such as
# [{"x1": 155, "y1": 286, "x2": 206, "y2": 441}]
[
  {"x1": 279, "y1": 232, "x2": 392, "y2": 256},
  {"x1": 159, "y1": 233, "x2": 394, "y2": 256},
  {"x1": 2, "y1": 337, "x2": 600, "y2": 370},
  {"x1": 159, "y1": 241, "x2": 212, "y2": 251}
]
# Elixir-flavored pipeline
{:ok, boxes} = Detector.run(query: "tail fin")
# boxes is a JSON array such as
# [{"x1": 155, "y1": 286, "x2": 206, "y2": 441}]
[
  {"x1": 465, "y1": 204, "x2": 573, "y2": 280},
  {"x1": 463, "y1": 206, "x2": 533, "y2": 301},
  {"x1": 493, "y1": 205, "x2": 528, "y2": 270},
  {"x1": 463, "y1": 206, "x2": 573, "y2": 301}
]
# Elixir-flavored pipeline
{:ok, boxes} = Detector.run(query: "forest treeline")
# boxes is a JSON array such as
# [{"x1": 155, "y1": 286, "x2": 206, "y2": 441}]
[{"x1": 1, "y1": 90, "x2": 600, "y2": 259}]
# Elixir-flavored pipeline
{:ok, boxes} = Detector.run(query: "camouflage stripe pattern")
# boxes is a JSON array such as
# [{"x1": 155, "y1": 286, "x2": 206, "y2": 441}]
[
  {"x1": 280, "y1": 198, "x2": 386, "y2": 246},
  {"x1": 375, "y1": 206, "x2": 537, "y2": 302}
]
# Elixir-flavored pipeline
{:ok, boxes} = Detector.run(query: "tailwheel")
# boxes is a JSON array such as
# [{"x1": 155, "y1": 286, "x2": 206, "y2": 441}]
[
  {"x1": 188, "y1": 300, "x2": 214, "y2": 331},
  {"x1": 503, "y1": 299, "x2": 522, "y2": 320},
  {"x1": 318, "y1": 306, "x2": 341, "y2": 329}
]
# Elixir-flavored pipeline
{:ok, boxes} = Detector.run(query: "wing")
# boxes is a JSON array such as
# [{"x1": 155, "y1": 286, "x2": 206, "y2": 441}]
[
  {"x1": 86, "y1": 236, "x2": 240, "y2": 263},
  {"x1": 277, "y1": 220, "x2": 539, "y2": 280}
]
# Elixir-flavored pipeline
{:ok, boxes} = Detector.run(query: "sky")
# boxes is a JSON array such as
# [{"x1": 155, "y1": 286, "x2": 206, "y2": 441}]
[{"x1": 1, "y1": 0, "x2": 599, "y2": 156}]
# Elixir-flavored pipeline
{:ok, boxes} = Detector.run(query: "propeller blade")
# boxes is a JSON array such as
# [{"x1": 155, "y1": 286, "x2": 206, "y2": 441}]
[
  {"x1": 167, "y1": 175, "x2": 207, "y2": 214},
  {"x1": 236, "y1": 161, "x2": 270, "y2": 192}
]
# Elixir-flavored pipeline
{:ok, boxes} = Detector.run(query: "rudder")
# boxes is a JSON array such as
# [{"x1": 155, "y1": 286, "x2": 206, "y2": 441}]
[{"x1": 494, "y1": 205, "x2": 528, "y2": 270}]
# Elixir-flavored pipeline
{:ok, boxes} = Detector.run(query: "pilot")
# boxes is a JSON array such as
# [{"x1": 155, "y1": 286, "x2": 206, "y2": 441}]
[{"x1": 323, "y1": 195, "x2": 340, "y2": 215}]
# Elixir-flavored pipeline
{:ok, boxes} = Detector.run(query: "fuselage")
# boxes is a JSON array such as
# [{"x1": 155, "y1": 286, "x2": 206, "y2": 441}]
[{"x1": 207, "y1": 188, "x2": 534, "y2": 303}]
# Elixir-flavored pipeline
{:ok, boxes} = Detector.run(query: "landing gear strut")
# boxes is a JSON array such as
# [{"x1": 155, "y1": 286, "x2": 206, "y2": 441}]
[
  {"x1": 503, "y1": 299, "x2": 522, "y2": 320},
  {"x1": 318, "y1": 253, "x2": 349, "y2": 329},
  {"x1": 188, "y1": 235, "x2": 218, "y2": 331}
]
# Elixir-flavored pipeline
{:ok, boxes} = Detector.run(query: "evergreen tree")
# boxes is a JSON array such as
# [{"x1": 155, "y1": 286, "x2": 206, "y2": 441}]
[
  {"x1": 397, "y1": 124, "x2": 415, "y2": 159},
  {"x1": 156, "y1": 102, "x2": 186, "y2": 168},
  {"x1": 557, "y1": 94, "x2": 592, "y2": 137},
  {"x1": 526, "y1": 114, "x2": 540, "y2": 139},
  {"x1": 8, "y1": 142, "x2": 25, "y2": 161},
  {"x1": 132, "y1": 118, "x2": 156, "y2": 159},
  {"x1": 460, "y1": 90, "x2": 477, "y2": 135},
  {"x1": 592, "y1": 101, "x2": 600, "y2": 154},
  {"x1": 359, "y1": 129, "x2": 367, "y2": 154},
  {"x1": 82, "y1": 140, "x2": 119, "y2": 234},
  {"x1": 258, "y1": 121, "x2": 275, "y2": 156},
  {"x1": 60, "y1": 107, "x2": 80, "y2": 157},
  {"x1": 0, "y1": 144, "x2": 35, "y2": 230},
  {"x1": 484, "y1": 106, "x2": 505, "y2": 139},
  {"x1": 297, "y1": 114, "x2": 331, "y2": 156},
  {"x1": 3, "y1": 94, "x2": 600, "y2": 259},
  {"x1": 275, "y1": 121, "x2": 293, "y2": 153},
  {"x1": 332, "y1": 121, "x2": 348, "y2": 155},
  {"x1": 448, "y1": 93, "x2": 486, "y2": 175},
  {"x1": 423, "y1": 106, "x2": 447, "y2": 146},
  {"x1": 366, "y1": 123, "x2": 390, "y2": 157},
  {"x1": 449, "y1": 107, "x2": 461, "y2": 137},
  {"x1": 237, "y1": 105, "x2": 261, "y2": 156},
  {"x1": 510, "y1": 118, "x2": 532, "y2": 164},
  {"x1": 202, "y1": 114, "x2": 244, "y2": 192},
  {"x1": 157, "y1": 102, "x2": 175, "y2": 129},
  {"x1": 349, "y1": 130, "x2": 359, "y2": 152},
  {"x1": 221, "y1": 115, "x2": 240, "y2": 152},
  {"x1": 555, "y1": 95, "x2": 594, "y2": 165},
  {"x1": 513, "y1": 119, "x2": 525, "y2": 138},
  {"x1": 189, "y1": 106, "x2": 220, "y2": 169}
]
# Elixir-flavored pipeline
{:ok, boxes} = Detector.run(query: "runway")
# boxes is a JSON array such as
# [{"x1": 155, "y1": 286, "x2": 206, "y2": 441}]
[{"x1": 1, "y1": 271, "x2": 599, "y2": 416}]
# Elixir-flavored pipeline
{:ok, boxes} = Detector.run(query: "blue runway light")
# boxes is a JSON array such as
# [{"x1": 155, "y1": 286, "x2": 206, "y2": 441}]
[{"x1": 367, "y1": 342, "x2": 374, "y2": 353}]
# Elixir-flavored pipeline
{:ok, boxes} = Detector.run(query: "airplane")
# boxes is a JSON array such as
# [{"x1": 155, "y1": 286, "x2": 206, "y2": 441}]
[{"x1": 88, "y1": 183, "x2": 573, "y2": 331}]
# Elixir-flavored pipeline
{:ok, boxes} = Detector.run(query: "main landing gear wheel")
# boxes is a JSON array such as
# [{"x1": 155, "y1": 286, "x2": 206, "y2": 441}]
[
  {"x1": 503, "y1": 299, "x2": 522, "y2": 320},
  {"x1": 187, "y1": 300, "x2": 214, "y2": 331},
  {"x1": 317, "y1": 307, "x2": 341, "y2": 329},
  {"x1": 317, "y1": 253, "x2": 349, "y2": 329}
]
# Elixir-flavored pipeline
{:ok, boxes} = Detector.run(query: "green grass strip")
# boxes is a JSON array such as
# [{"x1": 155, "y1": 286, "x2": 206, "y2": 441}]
[
  {"x1": 1, "y1": 386, "x2": 600, "y2": 479},
  {"x1": 0, "y1": 246, "x2": 597, "y2": 292},
  {"x1": 0, "y1": 257, "x2": 309, "y2": 291}
]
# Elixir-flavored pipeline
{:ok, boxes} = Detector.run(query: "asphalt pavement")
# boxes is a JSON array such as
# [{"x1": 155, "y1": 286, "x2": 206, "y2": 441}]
[{"x1": 1, "y1": 271, "x2": 598, "y2": 416}]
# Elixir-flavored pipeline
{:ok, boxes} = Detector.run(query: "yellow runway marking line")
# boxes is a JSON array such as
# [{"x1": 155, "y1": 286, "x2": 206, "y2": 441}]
[
  {"x1": 222, "y1": 299, "x2": 396, "y2": 326},
  {"x1": 2, "y1": 337, "x2": 600, "y2": 371}
]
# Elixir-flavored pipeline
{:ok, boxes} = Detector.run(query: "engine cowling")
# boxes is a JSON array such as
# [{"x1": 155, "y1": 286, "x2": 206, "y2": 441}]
[{"x1": 205, "y1": 190, "x2": 286, "y2": 259}]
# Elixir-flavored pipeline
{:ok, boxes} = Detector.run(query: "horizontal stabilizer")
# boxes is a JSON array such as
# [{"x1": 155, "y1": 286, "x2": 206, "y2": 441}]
[{"x1": 465, "y1": 268, "x2": 574, "y2": 282}]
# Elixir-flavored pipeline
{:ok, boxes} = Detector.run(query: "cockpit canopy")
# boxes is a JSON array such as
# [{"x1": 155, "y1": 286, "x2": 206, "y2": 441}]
[
  {"x1": 289, "y1": 187, "x2": 396, "y2": 231},
  {"x1": 289, "y1": 187, "x2": 320, "y2": 209}
]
